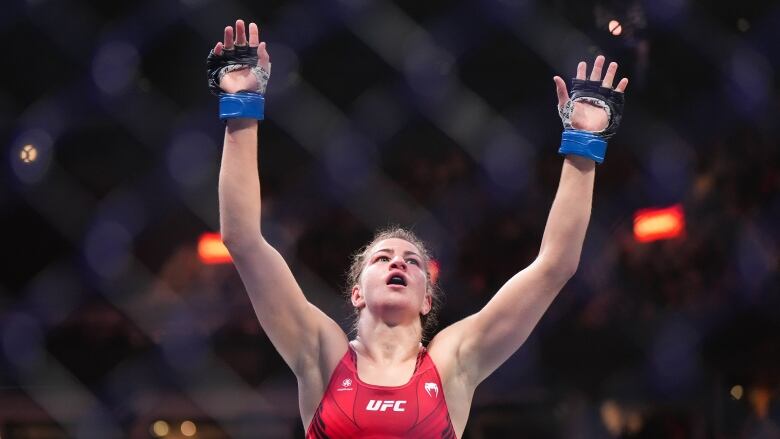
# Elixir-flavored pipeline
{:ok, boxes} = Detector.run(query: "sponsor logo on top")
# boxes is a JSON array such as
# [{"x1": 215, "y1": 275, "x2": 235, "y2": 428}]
[
  {"x1": 337, "y1": 378, "x2": 353, "y2": 391},
  {"x1": 425, "y1": 382, "x2": 439, "y2": 398},
  {"x1": 366, "y1": 400, "x2": 406, "y2": 412}
]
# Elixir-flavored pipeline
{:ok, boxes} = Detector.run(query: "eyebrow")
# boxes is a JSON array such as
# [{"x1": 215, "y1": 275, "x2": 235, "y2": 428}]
[{"x1": 371, "y1": 249, "x2": 422, "y2": 259}]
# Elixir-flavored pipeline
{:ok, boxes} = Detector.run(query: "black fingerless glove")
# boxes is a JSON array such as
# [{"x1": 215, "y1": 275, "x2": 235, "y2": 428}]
[
  {"x1": 557, "y1": 79, "x2": 626, "y2": 163},
  {"x1": 206, "y1": 45, "x2": 271, "y2": 120}
]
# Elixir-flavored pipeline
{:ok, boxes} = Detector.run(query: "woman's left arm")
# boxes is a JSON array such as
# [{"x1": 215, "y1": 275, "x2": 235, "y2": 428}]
[{"x1": 431, "y1": 55, "x2": 628, "y2": 386}]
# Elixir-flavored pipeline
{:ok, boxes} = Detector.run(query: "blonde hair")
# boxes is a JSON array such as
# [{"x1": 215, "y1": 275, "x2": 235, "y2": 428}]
[{"x1": 346, "y1": 226, "x2": 442, "y2": 342}]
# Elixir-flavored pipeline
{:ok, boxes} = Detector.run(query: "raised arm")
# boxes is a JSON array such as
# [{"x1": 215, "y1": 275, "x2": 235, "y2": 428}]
[
  {"x1": 431, "y1": 56, "x2": 628, "y2": 386},
  {"x1": 212, "y1": 20, "x2": 347, "y2": 380}
]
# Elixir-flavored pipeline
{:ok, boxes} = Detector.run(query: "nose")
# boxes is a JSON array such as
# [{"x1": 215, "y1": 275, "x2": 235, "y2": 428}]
[{"x1": 390, "y1": 256, "x2": 407, "y2": 270}]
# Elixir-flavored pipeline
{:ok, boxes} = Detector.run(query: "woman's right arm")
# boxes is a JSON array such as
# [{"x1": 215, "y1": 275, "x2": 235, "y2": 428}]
[{"x1": 214, "y1": 20, "x2": 348, "y2": 379}]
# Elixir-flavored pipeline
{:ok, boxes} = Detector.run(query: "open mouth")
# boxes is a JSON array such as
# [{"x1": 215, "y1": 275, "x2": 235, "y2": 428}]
[{"x1": 387, "y1": 275, "x2": 407, "y2": 287}]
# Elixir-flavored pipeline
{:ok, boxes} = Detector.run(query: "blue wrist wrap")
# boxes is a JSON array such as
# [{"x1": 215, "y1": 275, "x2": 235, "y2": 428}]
[
  {"x1": 558, "y1": 130, "x2": 607, "y2": 164},
  {"x1": 219, "y1": 92, "x2": 264, "y2": 120}
]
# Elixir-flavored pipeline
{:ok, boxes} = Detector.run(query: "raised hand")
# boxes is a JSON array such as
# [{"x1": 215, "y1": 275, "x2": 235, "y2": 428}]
[
  {"x1": 210, "y1": 19, "x2": 271, "y2": 95},
  {"x1": 553, "y1": 55, "x2": 628, "y2": 132}
]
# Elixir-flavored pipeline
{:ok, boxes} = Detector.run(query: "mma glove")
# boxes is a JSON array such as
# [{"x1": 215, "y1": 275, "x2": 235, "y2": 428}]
[
  {"x1": 206, "y1": 44, "x2": 271, "y2": 120},
  {"x1": 557, "y1": 79, "x2": 625, "y2": 163}
]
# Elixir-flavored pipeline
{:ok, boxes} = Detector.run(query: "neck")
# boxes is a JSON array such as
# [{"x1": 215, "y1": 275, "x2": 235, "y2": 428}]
[{"x1": 354, "y1": 313, "x2": 422, "y2": 364}]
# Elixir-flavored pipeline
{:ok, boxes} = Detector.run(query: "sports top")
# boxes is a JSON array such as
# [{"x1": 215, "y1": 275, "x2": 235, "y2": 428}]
[{"x1": 306, "y1": 345, "x2": 457, "y2": 438}]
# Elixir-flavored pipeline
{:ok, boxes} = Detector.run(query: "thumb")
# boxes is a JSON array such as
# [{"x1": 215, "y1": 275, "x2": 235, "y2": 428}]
[
  {"x1": 257, "y1": 42, "x2": 271, "y2": 71},
  {"x1": 553, "y1": 76, "x2": 569, "y2": 107}
]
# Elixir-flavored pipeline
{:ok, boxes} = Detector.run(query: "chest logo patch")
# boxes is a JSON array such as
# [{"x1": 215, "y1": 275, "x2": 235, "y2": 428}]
[
  {"x1": 366, "y1": 400, "x2": 406, "y2": 412},
  {"x1": 337, "y1": 378, "x2": 353, "y2": 391},
  {"x1": 425, "y1": 382, "x2": 439, "y2": 398}
]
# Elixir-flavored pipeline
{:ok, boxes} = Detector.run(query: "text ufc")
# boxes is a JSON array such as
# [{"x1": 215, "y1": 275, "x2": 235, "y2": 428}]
[{"x1": 366, "y1": 400, "x2": 406, "y2": 412}]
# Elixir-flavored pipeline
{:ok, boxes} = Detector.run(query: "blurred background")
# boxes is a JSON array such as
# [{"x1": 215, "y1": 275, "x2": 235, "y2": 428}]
[{"x1": 1, "y1": 0, "x2": 779, "y2": 437}]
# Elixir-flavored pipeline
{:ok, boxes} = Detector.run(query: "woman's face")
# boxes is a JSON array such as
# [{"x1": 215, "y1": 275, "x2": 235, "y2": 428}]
[{"x1": 351, "y1": 238, "x2": 431, "y2": 324}]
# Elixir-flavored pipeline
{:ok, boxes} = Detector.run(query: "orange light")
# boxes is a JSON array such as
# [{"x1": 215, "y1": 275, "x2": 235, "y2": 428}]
[
  {"x1": 749, "y1": 387, "x2": 771, "y2": 419},
  {"x1": 633, "y1": 204, "x2": 685, "y2": 243},
  {"x1": 20, "y1": 144, "x2": 38, "y2": 163},
  {"x1": 198, "y1": 232, "x2": 233, "y2": 264},
  {"x1": 427, "y1": 259, "x2": 440, "y2": 285},
  {"x1": 181, "y1": 420, "x2": 197, "y2": 436}
]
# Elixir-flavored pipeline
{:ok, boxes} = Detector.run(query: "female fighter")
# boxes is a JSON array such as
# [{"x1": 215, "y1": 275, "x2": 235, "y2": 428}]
[{"x1": 208, "y1": 19, "x2": 627, "y2": 438}]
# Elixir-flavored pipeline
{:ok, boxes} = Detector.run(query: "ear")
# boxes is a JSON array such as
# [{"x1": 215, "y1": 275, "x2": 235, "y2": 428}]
[
  {"x1": 351, "y1": 285, "x2": 365, "y2": 309},
  {"x1": 421, "y1": 293, "x2": 432, "y2": 316}
]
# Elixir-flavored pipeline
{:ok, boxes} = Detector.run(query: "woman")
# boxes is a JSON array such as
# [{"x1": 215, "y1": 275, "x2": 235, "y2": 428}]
[{"x1": 209, "y1": 19, "x2": 627, "y2": 438}]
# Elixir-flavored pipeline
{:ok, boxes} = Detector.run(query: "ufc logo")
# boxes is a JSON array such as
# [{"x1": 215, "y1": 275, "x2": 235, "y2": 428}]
[{"x1": 366, "y1": 400, "x2": 406, "y2": 412}]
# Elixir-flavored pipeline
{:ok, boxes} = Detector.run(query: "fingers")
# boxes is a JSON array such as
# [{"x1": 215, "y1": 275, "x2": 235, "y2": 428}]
[
  {"x1": 223, "y1": 26, "x2": 234, "y2": 50},
  {"x1": 577, "y1": 55, "x2": 629, "y2": 93},
  {"x1": 615, "y1": 77, "x2": 629, "y2": 93},
  {"x1": 257, "y1": 42, "x2": 271, "y2": 70},
  {"x1": 235, "y1": 19, "x2": 247, "y2": 46},
  {"x1": 602, "y1": 61, "x2": 617, "y2": 88},
  {"x1": 576, "y1": 62, "x2": 586, "y2": 80},
  {"x1": 220, "y1": 20, "x2": 256, "y2": 53},
  {"x1": 553, "y1": 76, "x2": 569, "y2": 106},
  {"x1": 214, "y1": 42, "x2": 223, "y2": 56},
  {"x1": 589, "y1": 55, "x2": 605, "y2": 81},
  {"x1": 248, "y1": 22, "x2": 259, "y2": 47}
]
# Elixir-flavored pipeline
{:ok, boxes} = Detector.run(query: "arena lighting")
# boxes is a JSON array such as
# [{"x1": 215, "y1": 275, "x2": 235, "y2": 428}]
[
  {"x1": 749, "y1": 387, "x2": 771, "y2": 419},
  {"x1": 633, "y1": 204, "x2": 685, "y2": 243},
  {"x1": 198, "y1": 232, "x2": 233, "y2": 264},
  {"x1": 150, "y1": 420, "x2": 169, "y2": 437},
  {"x1": 731, "y1": 384, "x2": 744, "y2": 400},
  {"x1": 181, "y1": 420, "x2": 197, "y2": 436},
  {"x1": 20, "y1": 144, "x2": 38, "y2": 163},
  {"x1": 625, "y1": 411, "x2": 643, "y2": 434},
  {"x1": 608, "y1": 19, "x2": 623, "y2": 36},
  {"x1": 600, "y1": 400, "x2": 623, "y2": 436},
  {"x1": 427, "y1": 259, "x2": 440, "y2": 285}
]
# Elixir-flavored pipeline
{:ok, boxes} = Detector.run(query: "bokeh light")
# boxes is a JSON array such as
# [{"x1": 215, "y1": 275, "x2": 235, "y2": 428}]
[
  {"x1": 83, "y1": 220, "x2": 133, "y2": 279},
  {"x1": 181, "y1": 420, "x2": 197, "y2": 436},
  {"x1": 20, "y1": 144, "x2": 38, "y2": 163},
  {"x1": 151, "y1": 420, "x2": 169, "y2": 437},
  {"x1": 633, "y1": 204, "x2": 685, "y2": 243},
  {"x1": 92, "y1": 41, "x2": 140, "y2": 96},
  {"x1": 608, "y1": 20, "x2": 622, "y2": 36},
  {"x1": 167, "y1": 130, "x2": 218, "y2": 189},
  {"x1": 198, "y1": 232, "x2": 232, "y2": 264},
  {"x1": 730, "y1": 385, "x2": 744, "y2": 400},
  {"x1": 10, "y1": 130, "x2": 53, "y2": 184}
]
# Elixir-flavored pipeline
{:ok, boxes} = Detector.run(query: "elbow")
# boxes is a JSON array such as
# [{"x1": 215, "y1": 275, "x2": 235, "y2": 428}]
[
  {"x1": 561, "y1": 261, "x2": 579, "y2": 280},
  {"x1": 220, "y1": 234, "x2": 240, "y2": 251},
  {"x1": 553, "y1": 262, "x2": 579, "y2": 283},
  {"x1": 219, "y1": 230, "x2": 241, "y2": 249},
  {"x1": 220, "y1": 229, "x2": 264, "y2": 252},
  {"x1": 537, "y1": 256, "x2": 579, "y2": 283}
]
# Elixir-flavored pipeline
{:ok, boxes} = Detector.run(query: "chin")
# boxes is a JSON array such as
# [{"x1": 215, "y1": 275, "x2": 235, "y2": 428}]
[{"x1": 373, "y1": 300, "x2": 419, "y2": 322}]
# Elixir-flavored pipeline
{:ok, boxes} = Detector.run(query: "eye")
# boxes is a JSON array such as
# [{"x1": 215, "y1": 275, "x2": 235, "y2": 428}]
[
  {"x1": 375, "y1": 255, "x2": 390, "y2": 262},
  {"x1": 406, "y1": 258, "x2": 420, "y2": 266}
]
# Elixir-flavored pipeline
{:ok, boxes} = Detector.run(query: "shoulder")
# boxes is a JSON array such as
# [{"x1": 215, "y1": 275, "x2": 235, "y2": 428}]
[
  {"x1": 297, "y1": 337, "x2": 351, "y2": 424},
  {"x1": 426, "y1": 320, "x2": 478, "y2": 434},
  {"x1": 427, "y1": 317, "x2": 475, "y2": 387}
]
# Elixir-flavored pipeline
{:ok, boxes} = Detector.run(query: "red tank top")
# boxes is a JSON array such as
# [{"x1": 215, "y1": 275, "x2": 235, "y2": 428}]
[{"x1": 306, "y1": 346, "x2": 457, "y2": 438}]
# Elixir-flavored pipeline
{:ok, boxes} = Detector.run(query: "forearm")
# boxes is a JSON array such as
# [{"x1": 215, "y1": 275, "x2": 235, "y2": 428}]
[
  {"x1": 218, "y1": 119, "x2": 263, "y2": 246},
  {"x1": 537, "y1": 155, "x2": 595, "y2": 276}
]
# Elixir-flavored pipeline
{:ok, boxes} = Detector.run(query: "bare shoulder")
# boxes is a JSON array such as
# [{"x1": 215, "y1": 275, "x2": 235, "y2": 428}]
[
  {"x1": 427, "y1": 318, "x2": 478, "y2": 435},
  {"x1": 297, "y1": 307, "x2": 350, "y2": 426},
  {"x1": 427, "y1": 315, "x2": 477, "y2": 381},
  {"x1": 428, "y1": 320, "x2": 463, "y2": 379},
  {"x1": 313, "y1": 305, "x2": 351, "y2": 380}
]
